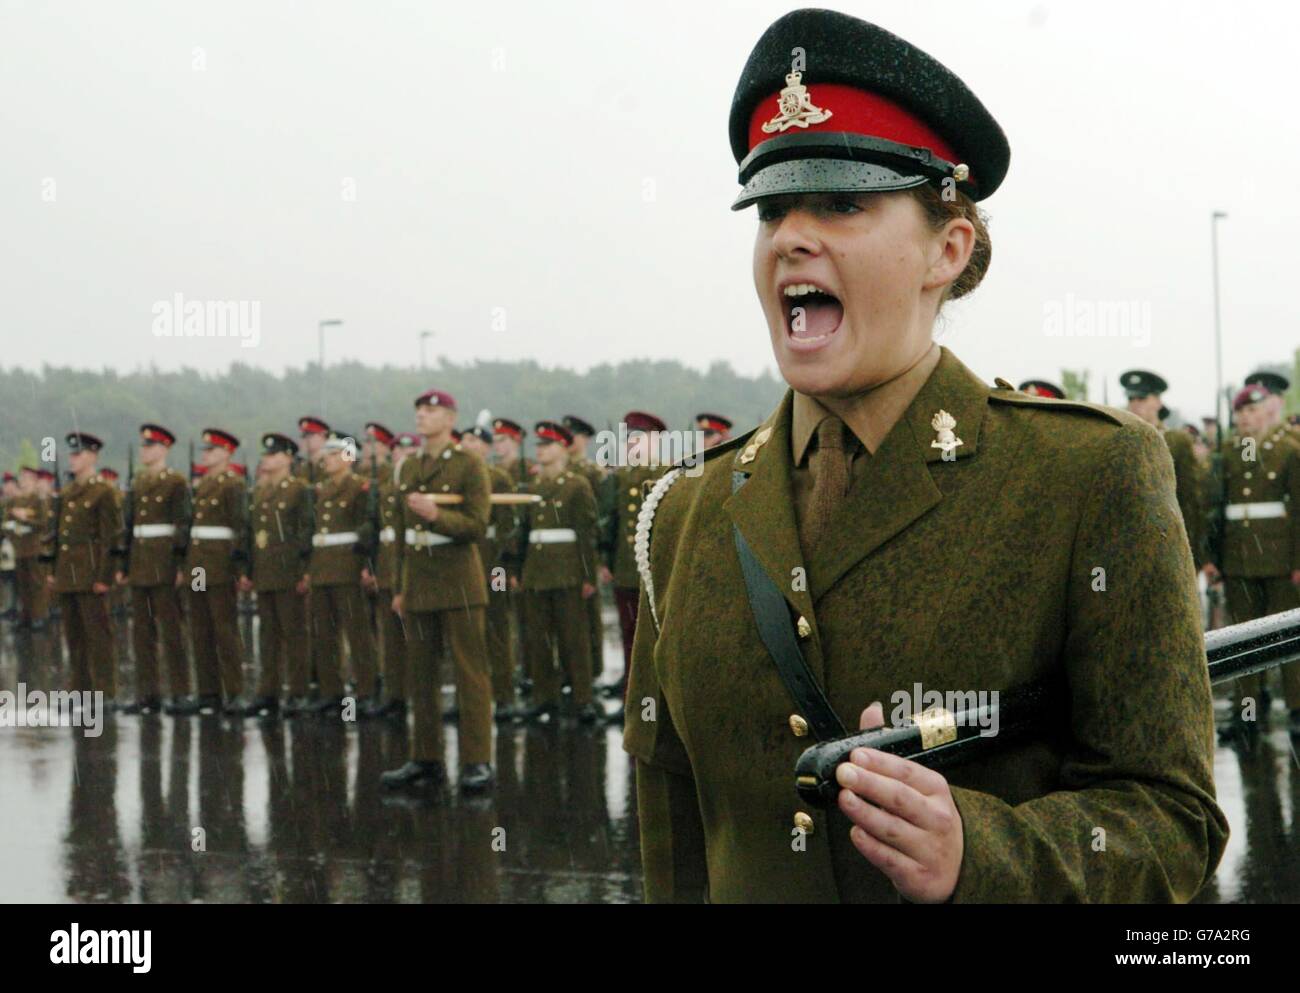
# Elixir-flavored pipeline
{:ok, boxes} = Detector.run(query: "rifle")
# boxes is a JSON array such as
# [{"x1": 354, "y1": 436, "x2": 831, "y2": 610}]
[
  {"x1": 793, "y1": 607, "x2": 1300, "y2": 806},
  {"x1": 119, "y1": 443, "x2": 135, "y2": 574}
]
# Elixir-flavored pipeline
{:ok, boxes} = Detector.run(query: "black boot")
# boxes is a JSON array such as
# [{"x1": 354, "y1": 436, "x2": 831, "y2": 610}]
[
  {"x1": 165, "y1": 696, "x2": 200, "y2": 716},
  {"x1": 282, "y1": 696, "x2": 310, "y2": 717},
  {"x1": 577, "y1": 703, "x2": 600, "y2": 725},
  {"x1": 120, "y1": 697, "x2": 162, "y2": 716},
  {"x1": 518, "y1": 703, "x2": 558, "y2": 725},
  {"x1": 242, "y1": 696, "x2": 280, "y2": 718},
  {"x1": 494, "y1": 703, "x2": 520, "y2": 723},
  {"x1": 373, "y1": 699, "x2": 407, "y2": 720},
  {"x1": 196, "y1": 694, "x2": 222, "y2": 714},
  {"x1": 310, "y1": 696, "x2": 345, "y2": 716},
  {"x1": 380, "y1": 760, "x2": 447, "y2": 790},
  {"x1": 442, "y1": 706, "x2": 460, "y2": 723},
  {"x1": 223, "y1": 696, "x2": 249, "y2": 716},
  {"x1": 459, "y1": 764, "x2": 494, "y2": 794}
]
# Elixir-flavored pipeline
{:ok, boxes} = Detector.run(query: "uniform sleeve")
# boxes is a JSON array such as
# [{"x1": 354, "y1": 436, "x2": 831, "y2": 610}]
[
  {"x1": 296, "y1": 484, "x2": 314, "y2": 577},
  {"x1": 598, "y1": 473, "x2": 618, "y2": 569},
  {"x1": 1288, "y1": 448, "x2": 1300, "y2": 571},
  {"x1": 227, "y1": 478, "x2": 248, "y2": 569},
  {"x1": 949, "y1": 423, "x2": 1228, "y2": 903},
  {"x1": 95, "y1": 487, "x2": 122, "y2": 586},
  {"x1": 1171, "y1": 435, "x2": 1205, "y2": 568},
  {"x1": 429, "y1": 457, "x2": 489, "y2": 542},
  {"x1": 624, "y1": 577, "x2": 708, "y2": 902},
  {"x1": 572, "y1": 476, "x2": 598, "y2": 583}
]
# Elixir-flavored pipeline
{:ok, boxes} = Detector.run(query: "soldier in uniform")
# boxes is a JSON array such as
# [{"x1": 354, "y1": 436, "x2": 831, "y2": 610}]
[
  {"x1": 117, "y1": 424, "x2": 195, "y2": 715},
  {"x1": 1206, "y1": 384, "x2": 1300, "y2": 736},
  {"x1": 460, "y1": 424, "x2": 521, "y2": 719},
  {"x1": 627, "y1": 10, "x2": 1226, "y2": 903},
  {"x1": 187, "y1": 428, "x2": 249, "y2": 714},
  {"x1": 381, "y1": 390, "x2": 494, "y2": 793},
  {"x1": 696, "y1": 413, "x2": 734, "y2": 450},
  {"x1": 1121, "y1": 370, "x2": 1206, "y2": 568},
  {"x1": 6, "y1": 466, "x2": 51, "y2": 629},
  {"x1": 295, "y1": 416, "x2": 331, "y2": 482},
  {"x1": 564, "y1": 415, "x2": 609, "y2": 686},
  {"x1": 1017, "y1": 379, "x2": 1064, "y2": 399},
  {"x1": 599, "y1": 410, "x2": 667, "y2": 694},
  {"x1": 371, "y1": 431, "x2": 418, "y2": 719},
  {"x1": 1245, "y1": 371, "x2": 1299, "y2": 445},
  {"x1": 491, "y1": 418, "x2": 532, "y2": 484},
  {"x1": 99, "y1": 467, "x2": 130, "y2": 618},
  {"x1": 46, "y1": 432, "x2": 121, "y2": 701},
  {"x1": 515, "y1": 421, "x2": 600, "y2": 724},
  {"x1": 241, "y1": 432, "x2": 313, "y2": 718},
  {"x1": 308, "y1": 432, "x2": 380, "y2": 715}
]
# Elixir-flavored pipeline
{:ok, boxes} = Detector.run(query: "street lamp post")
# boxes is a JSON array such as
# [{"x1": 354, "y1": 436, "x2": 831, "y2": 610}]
[
  {"x1": 318, "y1": 319, "x2": 343, "y2": 417},
  {"x1": 420, "y1": 330, "x2": 434, "y2": 372}
]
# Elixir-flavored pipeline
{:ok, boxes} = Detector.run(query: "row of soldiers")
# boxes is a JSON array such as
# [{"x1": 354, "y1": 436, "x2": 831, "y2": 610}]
[
  {"x1": 0, "y1": 396, "x2": 736, "y2": 794},
  {"x1": 1022, "y1": 368, "x2": 1300, "y2": 738}
]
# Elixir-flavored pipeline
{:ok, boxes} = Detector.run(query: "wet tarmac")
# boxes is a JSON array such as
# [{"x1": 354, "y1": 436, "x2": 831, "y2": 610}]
[{"x1": 1, "y1": 604, "x2": 1297, "y2": 903}]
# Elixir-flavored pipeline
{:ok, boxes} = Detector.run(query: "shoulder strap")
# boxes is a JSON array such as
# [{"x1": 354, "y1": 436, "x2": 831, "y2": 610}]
[{"x1": 730, "y1": 471, "x2": 847, "y2": 742}]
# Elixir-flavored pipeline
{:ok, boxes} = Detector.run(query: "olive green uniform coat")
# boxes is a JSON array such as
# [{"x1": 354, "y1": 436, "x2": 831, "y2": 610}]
[
  {"x1": 375, "y1": 467, "x2": 406, "y2": 704},
  {"x1": 5, "y1": 490, "x2": 50, "y2": 622},
  {"x1": 125, "y1": 467, "x2": 191, "y2": 700},
  {"x1": 53, "y1": 473, "x2": 122, "y2": 698},
  {"x1": 250, "y1": 473, "x2": 312, "y2": 699},
  {"x1": 626, "y1": 349, "x2": 1227, "y2": 903},
  {"x1": 395, "y1": 443, "x2": 493, "y2": 766},
  {"x1": 1213, "y1": 425, "x2": 1300, "y2": 708},
  {"x1": 1163, "y1": 427, "x2": 1206, "y2": 569},
  {"x1": 186, "y1": 467, "x2": 247, "y2": 700},
  {"x1": 309, "y1": 471, "x2": 378, "y2": 700},
  {"x1": 572, "y1": 455, "x2": 608, "y2": 679},
  {"x1": 482, "y1": 464, "x2": 518, "y2": 704},
  {"x1": 522, "y1": 467, "x2": 598, "y2": 707}
]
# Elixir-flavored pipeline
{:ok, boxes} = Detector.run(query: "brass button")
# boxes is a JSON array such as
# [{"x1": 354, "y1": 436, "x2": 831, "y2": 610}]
[
  {"x1": 793, "y1": 812, "x2": 814, "y2": 835},
  {"x1": 61, "y1": 544, "x2": 68, "y2": 551},
  {"x1": 796, "y1": 615, "x2": 811, "y2": 639},
  {"x1": 627, "y1": 503, "x2": 637, "y2": 512},
  {"x1": 629, "y1": 487, "x2": 639, "y2": 497},
  {"x1": 1244, "y1": 472, "x2": 1253, "y2": 479},
  {"x1": 1269, "y1": 472, "x2": 1278, "y2": 480},
  {"x1": 789, "y1": 714, "x2": 809, "y2": 737},
  {"x1": 1243, "y1": 488, "x2": 1251, "y2": 496},
  {"x1": 323, "y1": 513, "x2": 331, "y2": 521}
]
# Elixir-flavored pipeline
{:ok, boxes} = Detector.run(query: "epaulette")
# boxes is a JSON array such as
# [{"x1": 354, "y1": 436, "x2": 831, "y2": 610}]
[
  {"x1": 988, "y1": 377, "x2": 1124, "y2": 425},
  {"x1": 636, "y1": 427, "x2": 759, "y2": 632}
]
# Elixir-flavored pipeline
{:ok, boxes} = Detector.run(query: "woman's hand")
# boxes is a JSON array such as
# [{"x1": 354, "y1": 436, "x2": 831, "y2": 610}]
[{"x1": 835, "y1": 701, "x2": 965, "y2": 903}]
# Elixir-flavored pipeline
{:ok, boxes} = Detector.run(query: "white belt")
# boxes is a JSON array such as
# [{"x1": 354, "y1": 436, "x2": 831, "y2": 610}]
[
  {"x1": 485, "y1": 525, "x2": 497, "y2": 540},
  {"x1": 379, "y1": 526, "x2": 396, "y2": 544},
  {"x1": 1226, "y1": 501, "x2": 1286, "y2": 521},
  {"x1": 529, "y1": 528, "x2": 576, "y2": 544},
  {"x1": 6, "y1": 522, "x2": 33, "y2": 536},
  {"x1": 405, "y1": 529, "x2": 453, "y2": 547},
  {"x1": 312, "y1": 531, "x2": 359, "y2": 547},
  {"x1": 1, "y1": 520, "x2": 14, "y2": 532},
  {"x1": 133, "y1": 524, "x2": 176, "y2": 538},
  {"x1": 191, "y1": 526, "x2": 235, "y2": 540}
]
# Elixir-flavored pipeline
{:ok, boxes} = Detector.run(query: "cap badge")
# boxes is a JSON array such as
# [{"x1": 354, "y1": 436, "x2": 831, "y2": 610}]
[
  {"x1": 930, "y1": 410, "x2": 963, "y2": 455},
  {"x1": 761, "y1": 71, "x2": 832, "y2": 134}
]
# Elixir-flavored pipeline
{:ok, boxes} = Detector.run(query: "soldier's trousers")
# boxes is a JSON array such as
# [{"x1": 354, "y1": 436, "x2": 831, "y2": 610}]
[
  {"x1": 405, "y1": 606, "x2": 492, "y2": 766},
  {"x1": 189, "y1": 582, "x2": 244, "y2": 700},
  {"x1": 59, "y1": 591, "x2": 117, "y2": 699},
  {"x1": 311, "y1": 583, "x2": 377, "y2": 699},
  {"x1": 586, "y1": 587, "x2": 604, "y2": 681},
  {"x1": 1225, "y1": 575, "x2": 1300, "y2": 709},
  {"x1": 376, "y1": 587, "x2": 406, "y2": 704},
  {"x1": 525, "y1": 587, "x2": 593, "y2": 707},
  {"x1": 256, "y1": 588, "x2": 309, "y2": 699},
  {"x1": 15, "y1": 557, "x2": 49, "y2": 622},
  {"x1": 131, "y1": 584, "x2": 189, "y2": 700},
  {"x1": 614, "y1": 585, "x2": 639, "y2": 686},
  {"x1": 486, "y1": 586, "x2": 515, "y2": 704}
]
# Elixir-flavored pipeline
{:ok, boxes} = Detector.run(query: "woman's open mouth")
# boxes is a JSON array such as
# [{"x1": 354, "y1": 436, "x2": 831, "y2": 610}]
[{"x1": 782, "y1": 282, "x2": 843, "y2": 350}]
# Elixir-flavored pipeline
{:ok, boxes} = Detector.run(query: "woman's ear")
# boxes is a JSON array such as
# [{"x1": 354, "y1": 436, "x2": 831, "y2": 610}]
[{"x1": 923, "y1": 217, "x2": 975, "y2": 292}]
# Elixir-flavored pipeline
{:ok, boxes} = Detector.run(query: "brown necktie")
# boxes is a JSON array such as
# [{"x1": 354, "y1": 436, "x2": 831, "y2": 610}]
[{"x1": 800, "y1": 415, "x2": 850, "y2": 552}]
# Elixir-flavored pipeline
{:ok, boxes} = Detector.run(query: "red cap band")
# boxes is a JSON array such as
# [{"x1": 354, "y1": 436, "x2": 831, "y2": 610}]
[{"x1": 748, "y1": 83, "x2": 960, "y2": 166}]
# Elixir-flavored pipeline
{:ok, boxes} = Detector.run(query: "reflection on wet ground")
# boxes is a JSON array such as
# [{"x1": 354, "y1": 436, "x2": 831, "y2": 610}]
[{"x1": 1, "y1": 610, "x2": 1297, "y2": 903}]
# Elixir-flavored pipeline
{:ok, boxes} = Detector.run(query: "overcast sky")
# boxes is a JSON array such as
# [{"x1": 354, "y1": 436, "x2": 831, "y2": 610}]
[{"x1": 3, "y1": 0, "x2": 1296, "y2": 421}]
